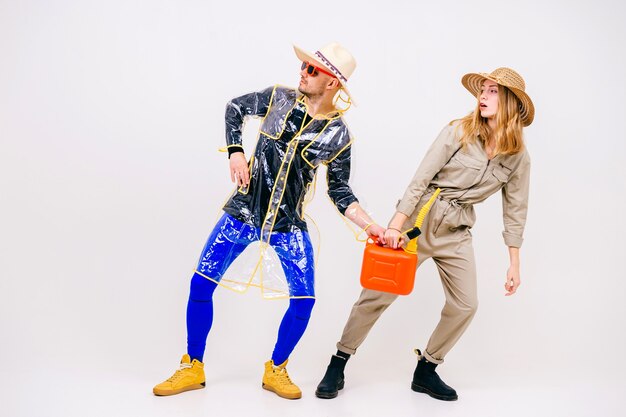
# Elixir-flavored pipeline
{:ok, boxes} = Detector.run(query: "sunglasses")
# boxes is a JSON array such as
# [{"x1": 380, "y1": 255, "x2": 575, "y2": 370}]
[{"x1": 301, "y1": 61, "x2": 336, "y2": 78}]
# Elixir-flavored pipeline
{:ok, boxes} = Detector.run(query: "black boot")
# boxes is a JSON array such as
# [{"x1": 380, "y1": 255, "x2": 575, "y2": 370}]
[
  {"x1": 315, "y1": 354, "x2": 348, "y2": 399},
  {"x1": 411, "y1": 349, "x2": 458, "y2": 401}
]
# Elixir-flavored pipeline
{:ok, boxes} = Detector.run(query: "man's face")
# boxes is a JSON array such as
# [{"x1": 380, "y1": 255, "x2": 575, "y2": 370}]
[{"x1": 298, "y1": 61, "x2": 337, "y2": 97}]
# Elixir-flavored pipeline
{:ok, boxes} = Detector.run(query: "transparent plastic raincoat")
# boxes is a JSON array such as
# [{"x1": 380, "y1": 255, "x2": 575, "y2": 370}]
[{"x1": 194, "y1": 85, "x2": 358, "y2": 299}]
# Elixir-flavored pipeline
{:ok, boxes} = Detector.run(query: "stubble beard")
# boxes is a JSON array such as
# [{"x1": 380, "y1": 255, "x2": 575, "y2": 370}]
[{"x1": 298, "y1": 85, "x2": 323, "y2": 101}]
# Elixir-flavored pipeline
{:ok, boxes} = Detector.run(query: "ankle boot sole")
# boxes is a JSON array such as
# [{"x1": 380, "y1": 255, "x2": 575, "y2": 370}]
[
  {"x1": 315, "y1": 379, "x2": 344, "y2": 399},
  {"x1": 262, "y1": 383, "x2": 302, "y2": 400},
  {"x1": 153, "y1": 382, "x2": 206, "y2": 396},
  {"x1": 411, "y1": 382, "x2": 458, "y2": 401}
]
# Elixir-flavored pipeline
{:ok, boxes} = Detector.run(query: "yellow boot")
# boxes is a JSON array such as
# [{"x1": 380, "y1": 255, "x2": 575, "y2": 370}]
[
  {"x1": 262, "y1": 359, "x2": 302, "y2": 399},
  {"x1": 153, "y1": 354, "x2": 205, "y2": 396}
]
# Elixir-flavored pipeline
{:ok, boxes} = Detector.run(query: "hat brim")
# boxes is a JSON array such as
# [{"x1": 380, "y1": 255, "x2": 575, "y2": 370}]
[
  {"x1": 462, "y1": 72, "x2": 534, "y2": 126},
  {"x1": 293, "y1": 45, "x2": 356, "y2": 106}
]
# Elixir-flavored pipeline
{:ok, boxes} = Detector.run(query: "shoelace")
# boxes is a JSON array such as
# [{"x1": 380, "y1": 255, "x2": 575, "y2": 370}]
[
  {"x1": 167, "y1": 362, "x2": 192, "y2": 383},
  {"x1": 274, "y1": 367, "x2": 293, "y2": 384}
]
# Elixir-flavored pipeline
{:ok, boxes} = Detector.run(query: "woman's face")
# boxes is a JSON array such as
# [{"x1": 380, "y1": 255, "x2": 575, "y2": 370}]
[{"x1": 479, "y1": 79, "x2": 499, "y2": 119}]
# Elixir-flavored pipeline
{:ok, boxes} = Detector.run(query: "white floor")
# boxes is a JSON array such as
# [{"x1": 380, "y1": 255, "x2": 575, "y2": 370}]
[{"x1": 3, "y1": 356, "x2": 622, "y2": 417}]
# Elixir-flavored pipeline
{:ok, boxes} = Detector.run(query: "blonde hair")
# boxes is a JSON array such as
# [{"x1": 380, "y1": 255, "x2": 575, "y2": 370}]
[{"x1": 455, "y1": 85, "x2": 525, "y2": 155}]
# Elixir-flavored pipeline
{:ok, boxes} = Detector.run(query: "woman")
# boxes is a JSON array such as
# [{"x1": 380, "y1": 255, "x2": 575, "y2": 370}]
[{"x1": 315, "y1": 67, "x2": 534, "y2": 401}]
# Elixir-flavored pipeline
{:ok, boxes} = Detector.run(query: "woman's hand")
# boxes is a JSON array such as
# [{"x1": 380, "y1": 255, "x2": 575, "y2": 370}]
[
  {"x1": 383, "y1": 212, "x2": 409, "y2": 249},
  {"x1": 505, "y1": 247, "x2": 521, "y2": 296},
  {"x1": 366, "y1": 223, "x2": 386, "y2": 243},
  {"x1": 229, "y1": 152, "x2": 250, "y2": 187},
  {"x1": 504, "y1": 264, "x2": 521, "y2": 296},
  {"x1": 383, "y1": 228, "x2": 405, "y2": 249}
]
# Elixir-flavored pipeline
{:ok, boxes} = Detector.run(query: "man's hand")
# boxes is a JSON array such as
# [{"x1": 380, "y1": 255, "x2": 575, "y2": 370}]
[{"x1": 229, "y1": 152, "x2": 250, "y2": 187}]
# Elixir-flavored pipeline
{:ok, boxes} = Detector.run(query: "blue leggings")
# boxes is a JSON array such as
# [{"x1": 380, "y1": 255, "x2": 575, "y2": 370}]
[
  {"x1": 187, "y1": 273, "x2": 315, "y2": 364},
  {"x1": 196, "y1": 213, "x2": 316, "y2": 297}
]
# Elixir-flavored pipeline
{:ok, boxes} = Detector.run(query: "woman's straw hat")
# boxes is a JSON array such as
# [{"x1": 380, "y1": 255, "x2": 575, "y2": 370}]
[{"x1": 462, "y1": 67, "x2": 534, "y2": 126}]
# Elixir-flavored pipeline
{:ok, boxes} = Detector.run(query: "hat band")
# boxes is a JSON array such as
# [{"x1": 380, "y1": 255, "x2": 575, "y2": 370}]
[{"x1": 314, "y1": 51, "x2": 348, "y2": 83}]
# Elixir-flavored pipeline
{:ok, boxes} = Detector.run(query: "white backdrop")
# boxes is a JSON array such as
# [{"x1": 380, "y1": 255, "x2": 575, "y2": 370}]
[{"x1": 1, "y1": 1, "x2": 625, "y2": 416}]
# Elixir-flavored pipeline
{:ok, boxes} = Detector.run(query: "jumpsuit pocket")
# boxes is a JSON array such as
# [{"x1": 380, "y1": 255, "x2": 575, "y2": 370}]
[
  {"x1": 454, "y1": 152, "x2": 483, "y2": 170},
  {"x1": 445, "y1": 151, "x2": 484, "y2": 189},
  {"x1": 433, "y1": 215, "x2": 446, "y2": 236},
  {"x1": 432, "y1": 201, "x2": 475, "y2": 237},
  {"x1": 434, "y1": 212, "x2": 472, "y2": 239},
  {"x1": 433, "y1": 210, "x2": 458, "y2": 237},
  {"x1": 492, "y1": 162, "x2": 512, "y2": 183},
  {"x1": 431, "y1": 200, "x2": 451, "y2": 237}
]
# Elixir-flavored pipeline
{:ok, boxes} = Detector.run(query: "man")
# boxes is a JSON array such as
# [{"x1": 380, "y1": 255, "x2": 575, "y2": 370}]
[{"x1": 153, "y1": 42, "x2": 385, "y2": 400}]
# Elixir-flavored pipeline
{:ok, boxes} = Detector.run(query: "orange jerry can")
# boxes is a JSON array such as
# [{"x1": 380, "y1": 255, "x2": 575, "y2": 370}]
[
  {"x1": 360, "y1": 239, "x2": 417, "y2": 295},
  {"x1": 359, "y1": 188, "x2": 441, "y2": 295}
]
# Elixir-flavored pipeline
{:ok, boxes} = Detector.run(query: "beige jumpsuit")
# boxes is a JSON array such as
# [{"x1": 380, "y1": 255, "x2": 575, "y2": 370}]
[{"x1": 337, "y1": 122, "x2": 531, "y2": 364}]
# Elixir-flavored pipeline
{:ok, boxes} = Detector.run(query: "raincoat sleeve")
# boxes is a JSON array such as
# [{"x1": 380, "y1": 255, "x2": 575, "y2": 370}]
[
  {"x1": 225, "y1": 86, "x2": 274, "y2": 149},
  {"x1": 501, "y1": 151, "x2": 531, "y2": 248},
  {"x1": 326, "y1": 145, "x2": 358, "y2": 215},
  {"x1": 396, "y1": 123, "x2": 461, "y2": 216}
]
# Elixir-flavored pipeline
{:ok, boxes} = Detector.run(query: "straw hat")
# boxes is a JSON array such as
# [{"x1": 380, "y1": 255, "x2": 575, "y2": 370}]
[
  {"x1": 462, "y1": 67, "x2": 534, "y2": 126},
  {"x1": 293, "y1": 42, "x2": 357, "y2": 105}
]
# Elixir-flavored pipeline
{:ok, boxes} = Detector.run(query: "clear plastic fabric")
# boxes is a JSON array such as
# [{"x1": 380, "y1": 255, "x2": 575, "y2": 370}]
[
  {"x1": 195, "y1": 213, "x2": 315, "y2": 298},
  {"x1": 202, "y1": 85, "x2": 358, "y2": 299}
]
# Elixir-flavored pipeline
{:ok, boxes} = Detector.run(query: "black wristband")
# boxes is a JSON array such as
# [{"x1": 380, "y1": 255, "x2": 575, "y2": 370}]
[{"x1": 227, "y1": 146, "x2": 245, "y2": 158}]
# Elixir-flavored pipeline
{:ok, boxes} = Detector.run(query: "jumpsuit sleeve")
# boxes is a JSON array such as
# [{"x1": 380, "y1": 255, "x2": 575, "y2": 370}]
[
  {"x1": 225, "y1": 86, "x2": 274, "y2": 149},
  {"x1": 326, "y1": 145, "x2": 359, "y2": 215},
  {"x1": 396, "y1": 123, "x2": 462, "y2": 216},
  {"x1": 501, "y1": 151, "x2": 531, "y2": 247}
]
